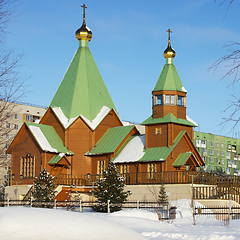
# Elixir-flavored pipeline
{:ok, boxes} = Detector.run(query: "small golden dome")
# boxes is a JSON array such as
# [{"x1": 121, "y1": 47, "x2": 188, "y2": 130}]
[
  {"x1": 163, "y1": 42, "x2": 176, "y2": 58},
  {"x1": 163, "y1": 28, "x2": 176, "y2": 59},
  {"x1": 75, "y1": 4, "x2": 92, "y2": 42},
  {"x1": 75, "y1": 19, "x2": 92, "y2": 41}
]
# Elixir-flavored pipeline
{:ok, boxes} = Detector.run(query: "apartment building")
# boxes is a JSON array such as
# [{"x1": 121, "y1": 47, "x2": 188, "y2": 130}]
[{"x1": 193, "y1": 131, "x2": 240, "y2": 176}]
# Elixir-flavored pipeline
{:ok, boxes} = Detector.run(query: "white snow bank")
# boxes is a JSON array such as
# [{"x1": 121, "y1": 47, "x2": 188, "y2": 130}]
[
  {"x1": 110, "y1": 209, "x2": 158, "y2": 221},
  {"x1": 113, "y1": 135, "x2": 145, "y2": 163},
  {"x1": 1, "y1": 201, "x2": 240, "y2": 239},
  {"x1": 29, "y1": 126, "x2": 58, "y2": 153},
  {"x1": 0, "y1": 207, "x2": 146, "y2": 240}
]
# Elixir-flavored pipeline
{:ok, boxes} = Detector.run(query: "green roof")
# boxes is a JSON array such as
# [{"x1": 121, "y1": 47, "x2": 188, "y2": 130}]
[
  {"x1": 86, "y1": 125, "x2": 135, "y2": 155},
  {"x1": 49, "y1": 40, "x2": 117, "y2": 122},
  {"x1": 172, "y1": 152, "x2": 192, "y2": 167},
  {"x1": 25, "y1": 122, "x2": 73, "y2": 155},
  {"x1": 141, "y1": 113, "x2": 197, "y2": 127},
  {"x1": 139, "y1": 130, "x2": 186, "y2": 162},
  {"x1": 48, "y1": 154, "x2": 70, "y2": 165},
  {"x1": 153, "y1": 63, "x2": 186, "y2": 92}
]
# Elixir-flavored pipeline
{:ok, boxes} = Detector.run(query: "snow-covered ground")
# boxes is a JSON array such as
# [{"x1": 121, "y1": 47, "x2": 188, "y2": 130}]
[{"x1": 0, "y1": 199, "x2": 239, "y2": 240}]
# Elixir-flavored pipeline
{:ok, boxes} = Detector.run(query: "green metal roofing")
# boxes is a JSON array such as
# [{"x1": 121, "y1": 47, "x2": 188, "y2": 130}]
[
  {"x1": 153, "y1": 63, "x2": 186, "y2": 92},
  {"x1": 49, "y1": 40, "x2": 117, "y2": 122},
  {"x1": 86, "y1": 125, "x2": 135, "y2": 155},
  {"x1": 25, "y1": 122, "x2": 73, "y2": 155},
  {"x1": 141, "y1": 113, "x2": 197, "y2": 127},
  {"x1": 48, "y1": 155, "x2": 63, "y2": 164},
  {"x1": 48, "y1": 154, "x2": 70, "y2": 165},
  {"x1": 139, "y1": 130, "x2": 186, "y2": 162},
  {"x1": 172, "y1": 152, "x2": 192, "y2": 167}
]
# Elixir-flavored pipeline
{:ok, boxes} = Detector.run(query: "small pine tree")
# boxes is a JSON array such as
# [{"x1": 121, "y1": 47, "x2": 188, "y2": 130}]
[
  {"x1": 92, "y1": 162, "x2": 131, "y2": 213},
  {"x1": 32, "y1": 168, "x2": 56, "y2": 203},
  {"x1": 157, "y1": 183, "x2": 168, "y2": 206}
]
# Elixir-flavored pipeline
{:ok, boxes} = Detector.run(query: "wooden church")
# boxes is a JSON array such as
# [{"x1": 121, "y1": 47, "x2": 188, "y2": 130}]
[{"x1": 7, "y1": 5, "x2": 204, "y2": 189}]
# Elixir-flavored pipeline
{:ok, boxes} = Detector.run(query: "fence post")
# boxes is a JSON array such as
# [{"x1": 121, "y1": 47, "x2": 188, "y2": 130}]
[
  {"x1": 107, "y1": 200, "x2": 110, "y2": 213},
  {"x1": 54, "y1": 199, "x2": 57, "y2": 209},
  {"x1": 229, "y1": 197, "x2": 232, "y2": 222},
  {"x1": 7, "y1": 199, "x2": 10, "y2": 207},
  {"x1": 80, "y1": 199, "x2": 82, "y2": 213},
  {"x1": 137, "y1": 200, "x2": 140, "y2": 210}
]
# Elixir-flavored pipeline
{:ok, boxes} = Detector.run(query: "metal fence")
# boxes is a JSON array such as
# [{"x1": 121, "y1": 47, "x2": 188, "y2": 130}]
[
  {"x1": 194, "y1": 205, "x2": 240, "y2": 222},
  {"x1": 0, "y1": 200, "x2": 176, "y2": 220}
]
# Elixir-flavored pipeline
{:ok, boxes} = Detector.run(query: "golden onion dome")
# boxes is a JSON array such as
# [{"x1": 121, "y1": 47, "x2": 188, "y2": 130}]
[
  {"x1": 75, "y1": 19, "x2": 92, "y2": 41},
  {"x1": 75, "y1": 4, "x2": 92, "y2": 42},
  {"x1": 163, "y1": 29, "x2": 176, "y2": 59},
  {"x1": 163, "y1": 42, "x2": 176, "y2": 58}
]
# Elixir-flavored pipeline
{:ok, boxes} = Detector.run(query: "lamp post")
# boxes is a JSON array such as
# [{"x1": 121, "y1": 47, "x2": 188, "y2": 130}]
[
  {"x1": 86, "y1": 173, "x2": 100, "y2": 201},
  {"x1": 12, "y1": 174, "x2": 23, "y2": 201},
  {"x1": 185, "y1": 164, "x2": 200, "y2": 208}
]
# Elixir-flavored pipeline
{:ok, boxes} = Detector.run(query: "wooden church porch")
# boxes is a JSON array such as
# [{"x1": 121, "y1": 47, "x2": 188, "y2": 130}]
[{"x1": 54, "y1": 171, "x2": 240, "y2": 187}]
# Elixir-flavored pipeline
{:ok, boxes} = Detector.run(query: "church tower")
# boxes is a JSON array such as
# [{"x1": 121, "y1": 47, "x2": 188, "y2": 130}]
[{"x1": 142, "y1": 29, "x2": 197, "y2": 149}]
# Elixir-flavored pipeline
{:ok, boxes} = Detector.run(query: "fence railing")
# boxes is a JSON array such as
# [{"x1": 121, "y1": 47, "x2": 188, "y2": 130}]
[
  {"x1": 55, "y1": 171, "x2": 240, "y2": 187},
  {"x1": 194, "y1": 205, "x2": 240, "y2": 222},
  {"x1": 194, "y1": 185, "x2": 240, "y2": 204}
]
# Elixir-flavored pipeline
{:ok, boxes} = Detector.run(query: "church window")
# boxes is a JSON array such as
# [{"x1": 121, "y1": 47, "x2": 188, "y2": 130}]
[
  {"x1": 155, "y1": 128, "x2": 161, "y2": 135},
  {"x1": 165, "y1": 95, "x2": 175, "y2": 105},
  {"x1": 97, "y1": 160, "x2": 105, "y2": 175},
  {"x1": 15, "y1": 114, "x2": 18, "y2": 119},
  {"x1": 6, "y1": 122, "x2": 10, "y2": 128},
  {"x1": 178, "y1": 96, "x2": 183, "y2": 106},
  {"x1": 6, "y1": 133, "x2": 9, "y2": 139},
  {"x1": 6, "y1": 112, "x2": 10, "y2": 118},
  {"x1": 148, "y1": 163, "x2": 156, "y2": 179},
  {"x1": 21, "y1": 153, "x2": 35, "y2": 178},
  {"x1": 121, "y1": 165, "x2": 128, "y2": 174},
  {"x1": 156, "y1": 95, "x2": 162, "y2": 105},
  {"x1": 14, "y1": 124, "x2": 18, "y2": 129}
]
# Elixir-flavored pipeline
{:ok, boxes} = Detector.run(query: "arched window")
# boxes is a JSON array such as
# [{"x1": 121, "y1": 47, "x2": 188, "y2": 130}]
[{"x1": 21, "y1": 153, "x2": 35, "y2": 178}]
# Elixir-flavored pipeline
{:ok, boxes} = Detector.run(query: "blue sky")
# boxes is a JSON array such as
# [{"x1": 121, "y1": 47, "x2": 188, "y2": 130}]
[{"x1": 5, "y1": 0, "x2": 240, "y2": 137}]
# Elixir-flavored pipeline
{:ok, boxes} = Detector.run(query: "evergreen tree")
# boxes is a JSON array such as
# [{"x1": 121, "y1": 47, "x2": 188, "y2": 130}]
[
  {"x1": 92, "y1": 162, "x2": 131, "y2": 213},
  {"x1": 32, "y1": 168, "x2": 56, "y2": 202},
  {"x1": 157, "y1": 183, "x2": 168, "y2": 206}
]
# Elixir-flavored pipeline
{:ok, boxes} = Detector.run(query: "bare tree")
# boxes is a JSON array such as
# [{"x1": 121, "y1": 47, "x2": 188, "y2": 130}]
[
  {"x1": 0, "y1": 0, "x2": 25, "y2": 184},
  {"x1": 210, "y1": 0, "x2": 239, "y2": 132}
]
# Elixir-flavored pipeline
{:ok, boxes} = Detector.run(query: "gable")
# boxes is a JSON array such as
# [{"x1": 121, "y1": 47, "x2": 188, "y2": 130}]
[
  {"x1": 40, "y1": 107, "x2": 65, "y2": 142},
  {"x1": 86, "y1": 125, "x2": 136, "y2": 155}
]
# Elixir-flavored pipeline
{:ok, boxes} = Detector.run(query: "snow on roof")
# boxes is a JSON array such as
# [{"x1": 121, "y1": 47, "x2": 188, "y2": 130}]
[
  {"x1": 81, "y1": 106, "x2": 110, "y2": 130},
  {"x1": 52, "y1": 107, "x2": 78, "y2": 129},
  {"x1": 113, "y1": 135, "x2": 145, "y2": 163},
  {"x1": 29, "y1": 125, "x2": 58, "y2": 153},
  {"x1": 182, "y1": 86, "x2": 187, "y2": 92},
  {"x1": 186, "y1": 116, "x2": 198, "y2": 127},
  {"x1": 52, "y1": 106, "x2": 111, "y2": 130}
]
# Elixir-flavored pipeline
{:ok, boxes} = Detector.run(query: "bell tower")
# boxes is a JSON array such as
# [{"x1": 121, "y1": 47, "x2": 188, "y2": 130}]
[
  {"x1": 142, "y1": 29, "x2": 197, "y2": 149},
  {"x1": 152, "y1": 29, "x2": 187, "y2": 119}
]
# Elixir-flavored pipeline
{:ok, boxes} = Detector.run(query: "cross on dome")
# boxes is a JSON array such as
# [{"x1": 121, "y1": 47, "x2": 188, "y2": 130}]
[{"x1": 81, "y1": 4, "x2": 87, "y2": 20}]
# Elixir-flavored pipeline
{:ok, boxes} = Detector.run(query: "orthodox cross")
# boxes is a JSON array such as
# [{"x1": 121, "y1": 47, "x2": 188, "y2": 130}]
[
  {"x1": 81, "y1": 4, "x2": 87, "y2": 20},
  {"x1": 166, "y1": 29, "x2": 172, "y2": 41}
]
